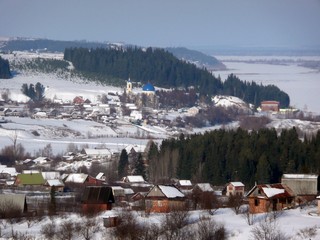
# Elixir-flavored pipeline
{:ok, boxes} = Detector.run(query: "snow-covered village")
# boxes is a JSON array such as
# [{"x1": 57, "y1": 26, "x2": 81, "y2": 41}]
[{"x1": 0, "y1": 43, "x2": 320, "y2": 239}]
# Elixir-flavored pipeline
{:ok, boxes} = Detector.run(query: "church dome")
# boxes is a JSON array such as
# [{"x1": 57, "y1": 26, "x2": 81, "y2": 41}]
[{"x1": 142, "y1": 83, "x2": 155, "y2": 92}]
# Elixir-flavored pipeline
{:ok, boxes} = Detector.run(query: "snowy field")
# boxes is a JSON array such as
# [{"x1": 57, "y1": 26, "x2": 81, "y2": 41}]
[
  {"x1": 214, "y1": 55, "x2": 320, "y2": 115},
  {"x1": 1, "y1": 206, "x2": 319, "y2": 239},
  {"x1": 0, "y1": 116, "x2": 162, "y2": 156}
]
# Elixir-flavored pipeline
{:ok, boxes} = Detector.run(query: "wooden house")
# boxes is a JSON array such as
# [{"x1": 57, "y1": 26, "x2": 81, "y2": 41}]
[
  {"x1": 81, "y1": 148, "x2": 112, "y2": 160},
  {"x1": 64, "y1": 173, "x2": 103, "y2": 186},
  {"x1": 225, "y1": 182, "x2": 245, "y2": 196},
  {"x1": 81, "y1": 186, "x2": 115, "y2": 214},
  {"x1": 73, "y1": 96, "x2": 85, "y2": 105},
  {"x1": 145, "y1": 185, "x2": 185, "y2": 213},
  {"x1": 191, "y1": 183, "x2": 217, "y2": 210},
  {"x1": 111, "y1": 186, "x2": 126, "y2": 204},
  {"x1": 44, "y1": 179, "x2": 65, "y2": 192},
  {"x1": 175, "y1": 180, "x2": 193, "y2": 191},
  {"x1": 246, "y1": 183, "x2": 295, "y2": 214},
  {"x1": 130, "y1": 192, "x2": 147, "y2": 210}
]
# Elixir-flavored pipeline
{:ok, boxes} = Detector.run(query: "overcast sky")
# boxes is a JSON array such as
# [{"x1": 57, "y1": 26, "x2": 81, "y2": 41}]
[{"x1": 1, "y1": 0, "x2": 320, "y2": 49}]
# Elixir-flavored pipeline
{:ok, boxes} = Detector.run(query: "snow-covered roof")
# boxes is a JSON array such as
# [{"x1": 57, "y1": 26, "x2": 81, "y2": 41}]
[
  {"x1": 195, "y1": 183, "x2": 214, "y2": 192},
  {"x1": 0, "y1": 167, "x2": 18, "y2": 176},
  {"x1": 124, "y1": 188, "x2": 134, "y2": 195},
  {"x1": 82, "y1": 148, "x2": 111, "y2": 156},
  {"x1": 46, "y1": 179, "x2": 64, "y2": 187},
  {"x1": 64, "y1": 173, "x2": 88, "y2": 183},
  {"x1": 230, "y1": 182, "x2": 245, "y2": 187},
  {"x1": 96, "y1": 172, "x2": 105, "y2": 179},
  {"x1": 123, "y1": 175, "x2": 145, "y2": 183},
  {"x1": 124, "y1": 144, "x2": 146, "y2": 153},
  {"x1": 158, "y1": 185, "x2": 185, "y2": 198},
  {"x1": 262, "y1": 187, "x2": 285, "y2": 198},
  {"x1": 41, "y1": 171, "x2": 60, "y2": 180},
  {"x1": 282, "y1": 174, "x2": 318, "y2": 179},
  {"x1": 33, "y1": 157, "x2": 49, "y2": 164},
  {"x1": 22, "y1": 170, "x2": 40, "y2": 174},
  {"x1": 178, "y1": 180, "x2": 192, "y2": 186}
]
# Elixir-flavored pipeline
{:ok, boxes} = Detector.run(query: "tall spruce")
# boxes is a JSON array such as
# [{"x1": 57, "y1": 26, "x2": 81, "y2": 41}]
[
  {"x1": 118, "y1": 149, "x2": 129, "y2": 179},
  {"x1": 0, "y1": 56, "x2": 11, "y2": 79},
  {"x1": 134, "y1": 153, "x2": 147, "y2": 180}
]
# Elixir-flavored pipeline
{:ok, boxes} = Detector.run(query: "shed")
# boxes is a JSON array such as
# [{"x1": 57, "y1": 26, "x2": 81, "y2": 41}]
[
  {"x1": 0, "y1": 194, "x2": 27, "y2": 216},
  {"x1": 81, "y1": 186, "x2": 115, "y2": 214}
]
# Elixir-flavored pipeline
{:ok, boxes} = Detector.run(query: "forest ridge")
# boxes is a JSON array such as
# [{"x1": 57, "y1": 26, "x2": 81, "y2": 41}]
[
  {"x1": 147, "y1": 128, "x2": 320, "y2": 188},
  {"x1": 63, "y1": 47, "x2": 290, "y2": 108}
]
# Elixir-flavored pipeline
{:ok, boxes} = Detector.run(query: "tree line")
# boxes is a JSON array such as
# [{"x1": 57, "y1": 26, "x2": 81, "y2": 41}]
[
  {"x1": 0, "y1": 56, "x2": 11, "y2": 79},
  {"x1": 146, "y1": 128, "x2": 320, "y2": 189},
  {"x1": 63, "y1": 47, "x2": 290, "y2": 107}
]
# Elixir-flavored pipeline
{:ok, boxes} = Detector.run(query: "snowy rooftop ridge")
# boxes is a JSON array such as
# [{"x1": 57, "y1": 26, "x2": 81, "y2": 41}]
[
  {"x1": 178, "y1": 180, "x2": 192, "y2": 186},
  {"x1": 230, "y1": 181, "x2": 244, "y2": 187},
  {"x1": 158, "y1": 185, "x2": 185, "y2": 198},
  {"x1": 195, "y1": 183, "x2": 214, "y2": 192},
  {"x1": 282, "y1": 174, "x2": 318, "y2": 179},
  {"x1": 262, "y1": 187, "x2": 285, "y2": 198}
]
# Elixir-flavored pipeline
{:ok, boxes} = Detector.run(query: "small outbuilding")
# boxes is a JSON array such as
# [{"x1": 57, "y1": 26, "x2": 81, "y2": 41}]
[
  {"x1": 81, "y1": 186, "x2": 115, "y2": 214},
  {"x1": 0, "y1": 194, "x2": 27, "y2": 216}
]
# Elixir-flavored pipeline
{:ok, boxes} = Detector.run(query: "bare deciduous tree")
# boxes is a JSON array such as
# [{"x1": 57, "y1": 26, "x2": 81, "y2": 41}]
[
  {"x1": 251, "y1": 215, "x2": 288, "y2": 240},
  {"x1": 197, "y1": 216, "x2": 227, "y2": 240},
  {"x1": 241, "y1": 205, "x2": 255, "y2": 226},
  {"x1": 161, "y1": 206, "x2": 190, "y2": 240},
  {"x1": 228, "y1": 194, "x2": 243, "y2": 215}
]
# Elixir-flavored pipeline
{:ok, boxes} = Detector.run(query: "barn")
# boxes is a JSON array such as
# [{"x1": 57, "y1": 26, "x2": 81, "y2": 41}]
[{"x1": 281, "y1": 174, "x2": 318, "y2": 201}]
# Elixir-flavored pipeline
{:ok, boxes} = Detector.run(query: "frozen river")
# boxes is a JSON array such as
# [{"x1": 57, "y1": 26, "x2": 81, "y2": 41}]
[{"x1": 213, "y1": 56, "x2": 320, "y2": 114}]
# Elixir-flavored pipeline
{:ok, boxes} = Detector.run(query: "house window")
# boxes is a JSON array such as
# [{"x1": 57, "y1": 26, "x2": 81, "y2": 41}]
[{"x1": 254, "y1": 199, "x2": 259, "y2": 206}]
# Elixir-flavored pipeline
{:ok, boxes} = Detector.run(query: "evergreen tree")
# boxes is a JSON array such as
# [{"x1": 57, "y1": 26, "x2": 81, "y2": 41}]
[
  {"x1": 0, "y1": 56, "x2": 11, "y2": 79},
  {"x1": 255, "y1": 154, "x2": 271, "y2": 184},
  {"x1": 134, "y1": 153, "x2": 147, "y2": 180},
  {"x1": 118, "y1": 149, "x2": 129, "y2": 179}
]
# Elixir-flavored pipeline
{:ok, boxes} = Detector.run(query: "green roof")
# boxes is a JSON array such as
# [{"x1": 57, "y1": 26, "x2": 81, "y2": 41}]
[{"x1": 16, "y1": 173, "x2": 45, "y2": 185}]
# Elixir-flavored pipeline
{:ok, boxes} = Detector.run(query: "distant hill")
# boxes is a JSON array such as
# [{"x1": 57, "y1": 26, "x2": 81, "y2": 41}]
[
  {"x1": 0, "y1": 37, "x2": 111, "y2": 52},
  {"x1": 0, "y1": 37, "x2": 225, "y2": 71},
  {"x1": 166, "y1": 47, "x2": 226, "y2": 70}
]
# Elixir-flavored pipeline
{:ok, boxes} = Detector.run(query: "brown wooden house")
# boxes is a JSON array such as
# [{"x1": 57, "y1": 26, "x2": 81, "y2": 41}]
[
  {"x1": 145, "y1": 185, "x2": 185, "y2": 213},
  {"x1": 246, "y1": 183, "x2": 295, "y2": 214},
  {"x1": 81, "y1": 186, "x2": 115, "y2": 214}
]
